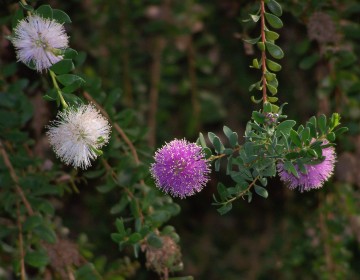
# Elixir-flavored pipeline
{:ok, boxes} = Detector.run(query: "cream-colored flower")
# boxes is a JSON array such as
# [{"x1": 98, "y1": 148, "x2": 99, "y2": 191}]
[{"x1": 47, "y1": 104, "x2": 111, "y2": 169}]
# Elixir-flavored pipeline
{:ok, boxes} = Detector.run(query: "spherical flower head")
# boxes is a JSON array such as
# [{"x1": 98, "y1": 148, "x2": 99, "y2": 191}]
[
  {"x1": 12, "y1": 14, "x2": 69, "y2": 72},
  {"x1": 277, "y1": 142, "x2": 336, "y2": 192},
  {"x1": 150, "y1": 139, "x2": 211, "y2": 198},
  {"x1": 47, "y1": 104, "x2": 111, "y2": 169}
]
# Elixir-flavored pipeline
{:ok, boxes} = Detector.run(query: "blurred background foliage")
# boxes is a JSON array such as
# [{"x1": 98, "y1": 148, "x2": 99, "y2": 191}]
[{"x1": 1, "y1": 0, "x2": 360, "y2": 279}]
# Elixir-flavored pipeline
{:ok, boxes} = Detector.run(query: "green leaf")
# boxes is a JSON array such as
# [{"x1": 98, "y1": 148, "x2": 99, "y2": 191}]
[
  {"x1": 96, "y1": 184, "x2": 115, "y2": 193},
  {"x1": 64, "y1": 48, "x2": 79, "y2": 59},
  {"x1": 149, "y1": 210, "x2": 170, "y2": 224},
  {"x1": 128, "y1": 233, "x2": 142, "y2": 244},
  {"x1": 284, "y1": 161, "x2": 299, "y2": 178},
  {"x1": 266, "y1": 0, "x2": 283, "y2": 16},
  {"x1": 249, "y1": 81, "x2": 262, "y2": 91},
  {"x1": 110, "y1": 196, "x2": 129, "y2": 215},
  {"x1": 266, "y1": 59, "x2": 282, "y2": 72},
  {"x1": 334, "y1": 127, "x2": 348, "y2": 136},
  {"x1": 265, "y1": 30, "x2": 280, "y2": 41},
  {"x1": 259, "y1": 177, "x2": 268, "y2": 186},
  {"x1": 214, "y1": 159, "x2": 221, "y2": 172},
  {"x1": 147, "y1": 233, "x2": 163, "y2": 248},
  {"x1": 254, "y1": 185, "x2": 268, "y2": 198},
  {"x1": 267, "y1": 83, "x2": 277, "y2": 95},
  {"x1": 25, "y1": 251, "x2": 49, "y2": 268},
  {"x1": 36, "y1": 5, "x2": 53, "y2": 19},
  {"x1": 247, "y1": 191, "x2": 253, "y2": 203},
  {"x1": 111, "y1": 233, "x2": 123, "y2": 243},
  {"x1": 296, "y1": 159, "x2": 307, "y2": 174},
  {"x1": 257, "y1": 42, "x2": 266, "y2": 51},
  {"x1": 276, "y1": 120, "x2": 296, "y2": 136},
  {"x1": 19, "y1": 2, "x2": 34, "y2": 12},
  {"x1": 252, "y1": 111, "x2": 265, "y2": 124},
  {"x1": 23, "y1": 215, "x2": 42, "y2": 231},
  {"x1": 265, "y1": 42, "x2": 284, "y2": 59},
  {"x1": 265, "y1": 13, "x2": 283, "y2": 29},
  {"x1": 229, "y1": 132, "x2": 238, "y2": 147},
  {"x1": 318, "y1": 114, "x2": 327, "y2": 135},
  {"x1": 62, "y1": 80, "x2": 84, "y2": 94},
  {"x1": 217, "y1": 183, "x2": 228, "y2": 200},
  {"x1": 52, "y1": 9, "x2": 72, "y2": 24},
  {"x1": 290, "y1": 129, "x2": 302, "y2": 148},
  {"x1": 33, "y1": 225, "x2": 57, "y2": 243},
  {"x1": 252, "y1": 58, "x2": 260, "y2": 69},
  {"x1": 299, "y1": 54, "x2": 320, "y2": 70},
  {"x1": 301, "y1": 127, "x2": 310, "y2": 144},
  {"x1": 263, "y1": 102, "x2": 272, "y2": 113},
  {"x1": 115, "y1": 218, "x2": 126, "y2": 235},
  {"x1": 243, "y1": 36, "x2": 261, "y2": 44},
  {"x1": 251, "y1": 95, "x2": 263, "y2": 104},
  {"x1": 267, "y1": 96, "x2": 278, "y2": 103},
  {"x1": 326, "y1": 132, "x2": 336, "y2": 142},
  {"x1": 50, "y1": 59, "x2": 74, "y2": 74},
  {"x1": 76, "y1": 264, "x2": 101, "y2": 280},
  {"x1": 203, "y1": 147, "x2": 212, "y2": 159},
  {"x1": 217, "y1": 203, "x2": 232, "y2": 215},
  {"x1": 212, "y1": 136, "x2": 224, "y2": 153},
  {"x1": 208, "y1": 132, "x2": 216, "y2": 144},
  {"x1": 198, "y1": 132, "x2": 207, "y2": 148},
  {"x1": 56, "y1": 74, "x2": 85, "y2": 86},
  {"x1": 329, "y1": 113, "x2": 340, "y2": 130},
  {"x1": 265, "y1": 72, "x2": 276, "y2": 82},
  {"x1": 223, "y1": 126, "x2": 233, "y2": 139},
  {"x1": 250, "y1": 14, "x2": 261, "y2": 22}
]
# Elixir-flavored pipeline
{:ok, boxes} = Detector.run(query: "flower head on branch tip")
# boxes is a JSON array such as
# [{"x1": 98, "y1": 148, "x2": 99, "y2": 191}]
[
  {"x1": 11, "y1": 14, "x2": 69, "y2": 72},
  {"x1": 150, "y1": 139, "x2": 211, "y2": 198},
  {"x1": 47, "y1": 104, "x2": 111, "y2": 170},
  {"x1": 277, "y1": 142, "x2": 336, "y2": 192}
]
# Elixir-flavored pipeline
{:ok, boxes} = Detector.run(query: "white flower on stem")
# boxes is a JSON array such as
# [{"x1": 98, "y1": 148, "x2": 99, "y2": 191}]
[
  {"x1": 47, "y1": 104, "x2": 111, "y2": 169},
  {"x1": 12, "y1": 14, "x2": 69, "y2": 72}
]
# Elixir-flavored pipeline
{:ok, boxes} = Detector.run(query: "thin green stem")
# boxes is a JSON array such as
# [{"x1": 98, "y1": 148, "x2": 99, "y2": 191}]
[{"x1": 50, "y1": 70, "x2": 68, "y2": 109}]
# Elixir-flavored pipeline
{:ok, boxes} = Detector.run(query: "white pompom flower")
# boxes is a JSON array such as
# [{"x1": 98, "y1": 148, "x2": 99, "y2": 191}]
[
  {"x1": 11, "y1": 14, "x2": 69, "y2": 72},
  {"x1": 47, "y1": 104, "x2": 111, "y2": 169}
]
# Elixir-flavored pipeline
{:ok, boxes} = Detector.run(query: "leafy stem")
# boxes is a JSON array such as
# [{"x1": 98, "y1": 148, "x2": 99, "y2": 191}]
[
  {"x1": 208, "y1": 146, "x2": 241, "y2": 161},
  {"x1": 50, "y1": 70, "x2": 68, "y2": 109},
  {"x1": 217, "y1": 175, "x2": 260, "y2": 206},
  {"x1": 260, "y1": 0, "x2": 267, "y2": 103}
]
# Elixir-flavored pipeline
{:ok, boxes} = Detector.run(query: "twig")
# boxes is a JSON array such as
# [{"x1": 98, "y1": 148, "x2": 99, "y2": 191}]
[
  {"x1": 319, "y1": 205, "x2": 335, "y2": 279},
  {"x1": 147, "y1": 37, "x2": 165, "y2": 148},
  {"x1": 208, "y1": 146, "x2": 241, "y2": 161},
  {"x1": 66, "y1": 266, "x2": 76, "y2": 280},
  {"x1": 16, "y1": 200, "x2": 26, "y2": 280},
  {"x1": 0, "y1": 140, "x2": 34, "y2": 216},
  {"x1": 219, "y1": 175, "x2": 260, "y2": 205},
  {"x1": 119, "y1": 0, "x2": 133, "y2": 107},
  {"x1": 101, "y1": 158, "x2": 145, "y2": 224},
  {"x1": 82, "y1": 91, "x2": 140, "y2": 165},
  {"x1": 188, "y1": 37, "x2": 201, "y2": 132}
]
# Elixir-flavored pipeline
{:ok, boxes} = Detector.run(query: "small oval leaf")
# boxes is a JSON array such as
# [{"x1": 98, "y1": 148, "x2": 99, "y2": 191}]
[
  {"x1": 265, "y1": 42, "x2": 284, "y2": 59},
  {"x1": 266, "y1": 59, "x2": 282, "y2": 72},
  {"x1": 265, "y1": 13, "x2": 283, "y2": 29},
  {"x1": 266, "y1": 0, "x2": 283, "y2": 16}
]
